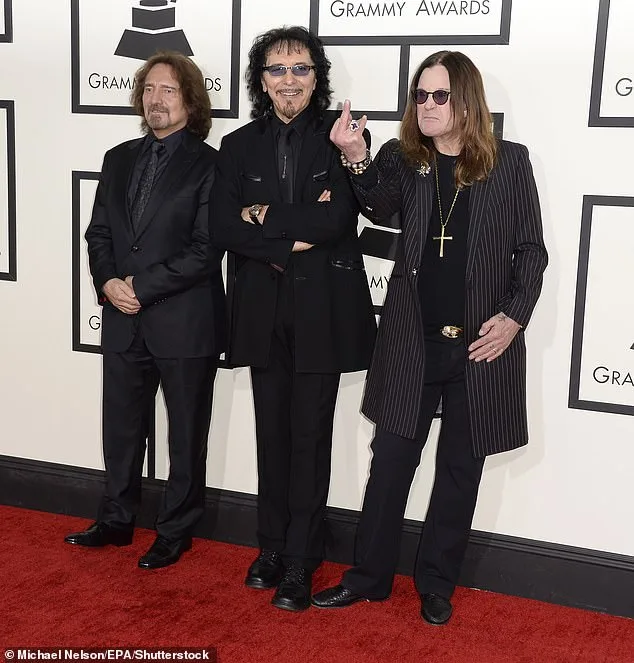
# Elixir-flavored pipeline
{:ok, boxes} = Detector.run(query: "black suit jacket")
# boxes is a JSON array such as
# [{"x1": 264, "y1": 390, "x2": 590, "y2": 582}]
[
  {"x1": 85, "y1": 130, "x2": 226, "y2": 359},
  {"x1": 355, "y1": 139, "x2": 548, "y2": 456},
  {"x1": 210, "y1": 110, "x2": 376, "y2": 373}
]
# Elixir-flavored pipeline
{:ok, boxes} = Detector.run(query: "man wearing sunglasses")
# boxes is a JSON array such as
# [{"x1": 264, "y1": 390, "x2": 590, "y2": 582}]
[
  {"x1": 210, "y1": 26, "x2": 376, "y2": 612},
  {"x1": 313, "y1": 51, "x2": 547, "y2": 625}
]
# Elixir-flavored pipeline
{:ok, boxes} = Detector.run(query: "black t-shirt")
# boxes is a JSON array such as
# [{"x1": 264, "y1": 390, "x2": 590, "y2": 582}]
[{"x1": 418, "y1": 152, "x2": 471, "y2": 330}]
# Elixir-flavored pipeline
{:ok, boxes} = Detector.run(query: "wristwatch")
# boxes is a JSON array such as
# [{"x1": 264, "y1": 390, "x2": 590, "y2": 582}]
[{"x1": 248, "y1": 204, "x2": 263, "y2": 224}]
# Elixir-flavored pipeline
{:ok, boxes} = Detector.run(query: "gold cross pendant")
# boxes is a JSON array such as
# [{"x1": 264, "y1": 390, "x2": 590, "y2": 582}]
[{"x1": 433, "y1": 225, "x2": 453, "y2": 258}]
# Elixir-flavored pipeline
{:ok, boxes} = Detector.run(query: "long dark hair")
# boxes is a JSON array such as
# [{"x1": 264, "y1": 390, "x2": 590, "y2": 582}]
[
  {"x1": 400, "y1": 50, "x2": 497, "y2": 186},
  {"x1": 246, "y1": 26, "x2": 332, "y2": 120},
  {"x1": 131, "y1": 51, "x2": 211, "y2": 140}
]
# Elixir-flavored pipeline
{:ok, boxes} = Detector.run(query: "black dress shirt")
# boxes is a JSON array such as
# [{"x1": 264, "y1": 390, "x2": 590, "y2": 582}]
[{"x1": 128, "y1": 127, "x2": 187, "y2": 209}]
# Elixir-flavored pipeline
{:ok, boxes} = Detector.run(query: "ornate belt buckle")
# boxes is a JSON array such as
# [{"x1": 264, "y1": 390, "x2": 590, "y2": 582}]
[{"x1": 441, "y1": 325, "x2": 463, "y2": 339}]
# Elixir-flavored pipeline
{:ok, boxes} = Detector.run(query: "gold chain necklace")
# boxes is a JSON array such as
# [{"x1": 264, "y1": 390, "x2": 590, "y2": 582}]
[{"x1": 432, "y1": 159, "x2": 460, "y2": 258}]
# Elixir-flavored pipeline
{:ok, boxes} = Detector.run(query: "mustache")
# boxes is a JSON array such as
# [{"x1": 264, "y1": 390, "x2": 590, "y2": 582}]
[{"x1": 148, "y1": 105, "x2": 169, "y2": 113}]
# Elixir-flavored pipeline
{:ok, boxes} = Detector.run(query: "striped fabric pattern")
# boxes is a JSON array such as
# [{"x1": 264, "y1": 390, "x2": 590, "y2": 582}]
[{"x1": 353, "y1": 139, "x2": 547, "y2": 457}]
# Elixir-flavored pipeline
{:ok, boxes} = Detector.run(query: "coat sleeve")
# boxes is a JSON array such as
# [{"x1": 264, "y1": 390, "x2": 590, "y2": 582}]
[
  {"x1": 84, "y1": 150, "x2": 118, "y2": 300},
  {"x1": 131, "y1": 160, "x2": 222, "y2": 307},
  {"x1": 209, "y1": 135, "x2": 294, "y2": 268},
  {"x1": 349, "y1": 139, "x2": 404, "y2": 228},
  {"x1": 500, "y1": 145, "x2": 548, "y2": 328}
]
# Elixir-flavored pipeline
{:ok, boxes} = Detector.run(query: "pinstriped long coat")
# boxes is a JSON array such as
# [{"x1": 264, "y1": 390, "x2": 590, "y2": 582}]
[{"x1": 353, "y1": 139, "x2": 547, "y2": 457}]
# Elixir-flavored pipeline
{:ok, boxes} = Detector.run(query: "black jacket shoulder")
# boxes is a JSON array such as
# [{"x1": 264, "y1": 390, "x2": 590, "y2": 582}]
[{"x1": 496, "y1": 138, "x2": 529, "y2": 162}]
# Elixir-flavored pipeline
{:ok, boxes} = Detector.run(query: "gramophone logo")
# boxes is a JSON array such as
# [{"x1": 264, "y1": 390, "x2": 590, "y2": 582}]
[
  {"x1": 115, "y1": 0, "x2": 193, "y2": 61},
  {"x1": 71, "y1": 0, "x2": 241, "y2": 118}
]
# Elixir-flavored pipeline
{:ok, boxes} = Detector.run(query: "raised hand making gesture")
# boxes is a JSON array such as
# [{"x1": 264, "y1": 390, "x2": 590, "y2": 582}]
[{"x1": 330, "y1": 99, "x2": 368, "y2": 164}]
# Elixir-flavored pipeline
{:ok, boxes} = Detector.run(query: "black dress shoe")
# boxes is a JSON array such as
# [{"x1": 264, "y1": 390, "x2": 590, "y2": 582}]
[
  {"x1": 311, "y1": 584, "x2": 369, "y2": 608},
  {"x1": 245, "y1": 550, "x2": 285, "y2": 589},
  {"x1": 271, "y1": 564, "x2": 312, "y2": 612},
  {"x1": 64, "y1": 522, "x2": 133, "y2": 547},
  {"x1": 421, "y1": 593, "x2": 453, "y2": 625},
  {"x1": 138, "y1": 535, "x2": 192, "y2": 569}
]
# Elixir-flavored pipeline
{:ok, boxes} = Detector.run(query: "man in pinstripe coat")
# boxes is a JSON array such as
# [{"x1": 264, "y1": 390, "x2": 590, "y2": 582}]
[{"x1": 312, "y1": 51, "x2": 547, "y2": 624}]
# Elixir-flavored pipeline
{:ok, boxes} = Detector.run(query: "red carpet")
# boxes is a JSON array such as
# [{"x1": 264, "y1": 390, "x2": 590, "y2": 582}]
[{"x1": 0, "y1": 505, "x2": 632, "y2": 662}]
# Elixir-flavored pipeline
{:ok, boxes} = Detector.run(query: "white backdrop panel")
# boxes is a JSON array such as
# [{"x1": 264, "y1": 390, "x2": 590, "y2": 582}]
[
  {"x1": 578, "y1": 203, "x2": 634, "y2": 407},
  {"x1": 598, "y1": 0, "x2": 634, "y2": 120},
  {"x1": 0, "y1": 106, "x2": 9, "y2": 276}
]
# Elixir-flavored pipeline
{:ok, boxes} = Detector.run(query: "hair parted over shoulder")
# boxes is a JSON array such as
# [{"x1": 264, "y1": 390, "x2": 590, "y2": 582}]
[
  {"x1": 246, "y1": 26, "x2": 333, "y2": 120},
  {"x1": 131, "y1": 51, "x2": 212, "y2": 140},
  {"x1": 400, "y1": 50, "x2": 497, "y2": 187}
]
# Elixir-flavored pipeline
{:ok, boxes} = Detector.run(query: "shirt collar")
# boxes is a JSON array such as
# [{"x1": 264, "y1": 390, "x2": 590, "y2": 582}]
[
  {"x1": 270, "y1": 106, "x2": 314, "y2": 138},
  {"x1": 148, "y1": 127, "x2": 187, "y2": 157}
]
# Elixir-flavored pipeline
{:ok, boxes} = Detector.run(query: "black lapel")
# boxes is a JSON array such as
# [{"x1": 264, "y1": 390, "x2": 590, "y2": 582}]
[
  {"x1": 408, "y1": 162, "x2": 434, "y2": 271},
  {"x1": 113, "y1": 138, "x2": 144, "y2": 234},
  {"x1": 466, "y1": 175, "x2": 492, "y2": 278},
  {"x1": 294, "y1": 115, "x2": 326, "y2": 198},
  {"x1": 133, "y1": 131, "x2": 199, "y2": 239}
]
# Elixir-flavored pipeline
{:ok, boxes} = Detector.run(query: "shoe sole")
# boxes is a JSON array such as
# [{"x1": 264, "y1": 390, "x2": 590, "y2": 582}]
[
  {"x1": 271, "y1": 597, "x2": 311, "y2": 612},
  {"x1": 311, "y1": 597, "x2": 370, "y2": 609},
  {"x1": 244, "y1": 578, "x2": 281, "y2": 590},
  {"x1": 64, "y1": 539, "x2": 133, "y2": 547},
  {"x1": 421, "y1": 610, "x2": 452, "y2": 625},
  {"x1": 138, "y1": 540, "x2": 192, "y2": 569}
]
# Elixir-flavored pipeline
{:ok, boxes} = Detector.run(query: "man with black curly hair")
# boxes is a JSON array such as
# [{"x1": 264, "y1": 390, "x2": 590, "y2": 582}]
[{"x1": 211, "y1": 26, "x2": 376, "y2": 612}]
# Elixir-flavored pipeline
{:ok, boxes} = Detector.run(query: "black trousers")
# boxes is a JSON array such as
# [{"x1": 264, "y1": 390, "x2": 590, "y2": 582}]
[
  {"x1": 250, "y1": 268, "x2": 340, "y2": 571},
  {"x1": 98, "y1": 328, "x2": 217, "y2": 541},
  {"x1": 342, "y1": 336, "x2": 485, "y2": 599}
]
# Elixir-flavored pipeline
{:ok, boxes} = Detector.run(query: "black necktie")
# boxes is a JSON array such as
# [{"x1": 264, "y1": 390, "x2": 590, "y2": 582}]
[
  {"x1": 131, "y1": 140, "x2": 164, "y2": 230},
  {"x1": 277, "y1": 125, "x2": 294, "y2": 204}
]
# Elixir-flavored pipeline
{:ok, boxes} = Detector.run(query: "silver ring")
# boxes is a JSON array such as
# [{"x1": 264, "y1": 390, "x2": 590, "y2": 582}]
[
  {"x1": 349, "y1": 119, "x2": 360, "y2": 132},
  {"x1": 491, "y1": 344, "x2": 496, "y2": 351}
]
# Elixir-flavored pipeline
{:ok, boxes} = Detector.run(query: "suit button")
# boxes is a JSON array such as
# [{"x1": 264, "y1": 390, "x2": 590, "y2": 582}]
[
  {"x1": 131, "y1": 245, "x2": 140, "y2": 252},
  {"x1": 281, "y1": 232, "x2": 287, "y2": 239}
]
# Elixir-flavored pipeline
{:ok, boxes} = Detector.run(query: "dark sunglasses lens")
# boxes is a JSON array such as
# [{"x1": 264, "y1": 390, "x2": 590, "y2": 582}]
[
  {"x1": 433, "y1": 90, "x2": 450, "y2": 105},
  {"x1": 292, "y1": 65, "x2": 311, "y2": 76},
  {"x1": 266, "y1": 65, "x2": 312, "y2": 77},
  {"x1": 414, "y1": 89, "x2": 428, "y2": 104}
]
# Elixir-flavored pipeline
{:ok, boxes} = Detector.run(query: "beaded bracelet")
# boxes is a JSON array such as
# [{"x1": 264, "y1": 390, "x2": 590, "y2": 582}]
[{"x1": 340, "y1": 149, "x2": 372, "y2": 175}]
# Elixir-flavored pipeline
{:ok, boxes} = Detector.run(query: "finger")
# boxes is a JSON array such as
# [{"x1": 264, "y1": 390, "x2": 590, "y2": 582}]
[
  {"x1": 317, "y1": 189, "x2": 330, "y2": 202},
  {"x1": 341, "y1": 99, "x2": 352, "y2": 125},
  {"x1": 358, "y1": 115, "x2": 368, "y2": 134},
  {"x1": 467, "y1": 336, "x2": 492, "y2": 352},
  {"x1": 120, "y1": 283, "x2": 135, "y2": 298},
  {"x1": 115, "y1": 294, "x2": 140, "y2": 309},
  {"x1": 485, "y1": 344, "x2": 505, "y2": 362},
  {"x1": 470, "y1": 348, "x2": 494, "y2": 362},
  {"x1": 473, "y1": 342, "x2": 502, "y2": 362}
]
